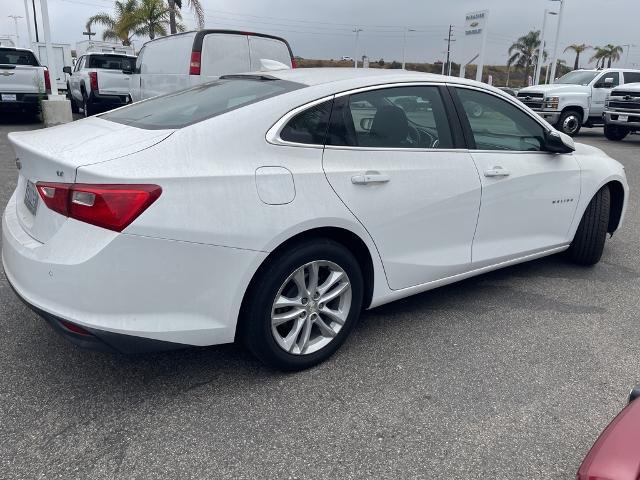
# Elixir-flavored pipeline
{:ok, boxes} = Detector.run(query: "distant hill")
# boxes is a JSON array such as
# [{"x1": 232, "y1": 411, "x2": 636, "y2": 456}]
[{"x1": 295, "y1": 58, "x2": 571, "y2": 88}]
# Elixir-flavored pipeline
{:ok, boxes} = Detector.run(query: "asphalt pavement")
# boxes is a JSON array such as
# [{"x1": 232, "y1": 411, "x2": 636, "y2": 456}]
[{"x1": 1, "y1": 115, "x2": 640, "y2": 479}]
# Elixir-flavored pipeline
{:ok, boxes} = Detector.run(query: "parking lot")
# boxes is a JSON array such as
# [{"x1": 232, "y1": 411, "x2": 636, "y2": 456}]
[{"x1": 1, "y1": 116, "x2": 639, "y2": 479}]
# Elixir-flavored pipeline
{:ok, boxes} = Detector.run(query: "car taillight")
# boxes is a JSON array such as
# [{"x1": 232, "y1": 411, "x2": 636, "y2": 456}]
[
  {"x1": 43, "y1": 68, "x2": 51, "y2": 93},
  {"x1": 291, "y1": 57, "x2": 297, "y2": 69},
  {"x1": 36, "y1": 183, "x2": 162, "y2": 232},
  {"x1": 189, "y1": 51, "x2": 201, "y2": 75},
  {"x1": 88, "y1": 71, "x2": 98, "y2": 91}
]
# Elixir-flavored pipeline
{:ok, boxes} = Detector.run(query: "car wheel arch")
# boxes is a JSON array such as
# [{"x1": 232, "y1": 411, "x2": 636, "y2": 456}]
[
  {"x1": 236, "y1": 226, "x2": 377, "y2": 341},
  {"x1": 607, "y1": 180, "x2": 625, "y2": 234}
]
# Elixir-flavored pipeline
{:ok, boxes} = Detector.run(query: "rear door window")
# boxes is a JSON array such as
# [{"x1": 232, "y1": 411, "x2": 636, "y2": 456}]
[
  {"x1": 249, "y1": 36, "x2": 292, "y2": 71},
  {"x1": 201, "y1": 34, "x2": 251, "y2": 77},
  {"x1": 87, "y1": 55, "x2": 135, "y2": 71},
  {"x1": 624, "y1": 72, "x2": 640, "y2": 84},
  {"x1": 0, "y1": 48, "x2": 39, "y2": 66},
  {"x1": 102, "y1": 77, "x2": 304, "y2": 129}
]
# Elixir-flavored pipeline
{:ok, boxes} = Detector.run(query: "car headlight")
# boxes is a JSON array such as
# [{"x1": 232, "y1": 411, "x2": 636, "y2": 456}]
[{"x1": 543, "y1": 96, "x2": 560, "y2": 110}]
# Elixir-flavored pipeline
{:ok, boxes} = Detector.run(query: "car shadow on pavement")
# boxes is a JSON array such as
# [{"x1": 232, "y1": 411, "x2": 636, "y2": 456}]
[{"x1": 0, "y1": 113, "x2": 42, "y2": 125}]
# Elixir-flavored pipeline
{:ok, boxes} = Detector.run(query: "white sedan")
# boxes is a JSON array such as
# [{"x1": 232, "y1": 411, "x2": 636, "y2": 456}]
[{"x1": 2, "y1": 68, "x2": 629, "y2": 370}]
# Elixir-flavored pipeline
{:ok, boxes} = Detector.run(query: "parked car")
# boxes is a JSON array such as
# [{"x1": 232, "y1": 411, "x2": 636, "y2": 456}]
[
  {"x1": 64, "y1": 52, "x2": 136, "y2": 116},
  {"x1": 32, "y1": 42, "x2": 73, "y2": 93},
  {"x1": 577, "y1": 386, "x2": 640, "y2": 479},
  {"x1": 0, "y1": 46, "x2": 50, "y2": 117},
  {"x1": 130, "y1": 30, "x2": 295, "y2": 102},
  {"x1": 603, "y1": 82, "x2": 640, "y2": 141},
  {"x1": 517, "y1": 68, "x2": 640, "y2": 136},
  {"x1": 2, "y1": 69, "x2": 628, "y2": 370}
]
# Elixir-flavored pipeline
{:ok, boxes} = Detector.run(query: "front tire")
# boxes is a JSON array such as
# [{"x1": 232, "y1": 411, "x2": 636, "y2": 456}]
[
  {"x1": 604, "y1": 124, "x2": 629, "y2": 141},
  {"x1": 241, "y1": 239, "x2": 364, "y2": 371},
  {"x1": 557, "y1": 109, "x2": 583, "y2": 136},
  {"x1": 567, "y1": 186, "x2": 611, "y2": 266}
]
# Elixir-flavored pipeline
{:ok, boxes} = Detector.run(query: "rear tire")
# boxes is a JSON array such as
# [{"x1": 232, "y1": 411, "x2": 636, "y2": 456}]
[
  {"x1": 557, "y1": 109, "x2": 583, "y2": 137},
  {"x1": 82, "y1": 91, "x2": 94, "y2": 117},
  {"x1": 241, "y1": 239, "x2": 364, "y2": 371},
  {"x1": 67, "y1": 85, "x2": 79, "y2": 114},
  {"x1": 567, "y1": 186, "x2": 611, "y2": 266},
  {"x1": 604, "y1": 124, "x2": 629, "y2": 141}
]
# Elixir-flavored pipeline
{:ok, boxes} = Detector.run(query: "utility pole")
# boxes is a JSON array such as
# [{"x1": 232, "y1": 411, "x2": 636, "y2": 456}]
[
  {"x1": 40, "y1": 0, "x2": 58, "y2": 96},
  {"x1": 549, "y1": 0, "x2": 565, "y2": 84},
  {"x1": 22, "y1": 0, "x2": 33, "y2": 47},
  {"x1": 8, "y1": 15, "x2": 23, "y2": 47},
  {"x1": 535, "y1": 9, "x2": 557, "y2": 85},
  {"x1": 83, "y1": 29, "x2": 95, "y2": 41},
  {"x1": 623, "y1": 44, "x2": 637, "y2": 67},
  {"x1": 32, "y1": 0, "x2": 39, "y2": 42},
  {"x1": 444, "y1": 25, "x2": 455, "y2": 76},
  {"x1": 402, "y1": 27, "x2": 416, "y2": 70},
  {"x1": 353, "y1": 28, "x2": 363, "y2": 69}
]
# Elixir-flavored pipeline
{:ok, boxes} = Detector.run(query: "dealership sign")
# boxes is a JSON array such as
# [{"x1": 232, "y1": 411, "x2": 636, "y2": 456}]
[{"x1": 465, "y1": 11, "x2": 487, "y2": 36}]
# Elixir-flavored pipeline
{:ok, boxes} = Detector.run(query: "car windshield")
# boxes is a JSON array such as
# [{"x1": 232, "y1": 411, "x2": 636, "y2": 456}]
[
  {"x1": 87, "y1": 55, "x2": 135, "y2": 70},
  {"x1": 102, "y1": 77, "x2": 304, "y2": 129},
  {"x1": 556, "y1": 71, "x2": 599, "y2": 86},
  {"x1": 0, "y1": 48, "x2": 39, "y2": 66}
]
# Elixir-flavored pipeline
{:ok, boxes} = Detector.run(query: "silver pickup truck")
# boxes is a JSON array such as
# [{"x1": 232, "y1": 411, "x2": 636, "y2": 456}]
[
  {"x1": 64, "y1": 52, "x2": 136, "y2": 116},
  {"x1": 603, "y1": 83, "x2": 640, "y2": 141},
  {"x1": 0, "y1": 47, "x2": 50, "y2": 117}
]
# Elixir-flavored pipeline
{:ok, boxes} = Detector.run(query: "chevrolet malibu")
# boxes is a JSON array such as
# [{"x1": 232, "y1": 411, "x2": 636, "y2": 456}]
[{"x1": 2, "y1": 69, "x2": 629, "y2": 370}]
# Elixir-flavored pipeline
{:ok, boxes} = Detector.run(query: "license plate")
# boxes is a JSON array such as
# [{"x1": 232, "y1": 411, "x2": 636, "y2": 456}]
[
  {"x1": 23, "y1": 180, "x2": 39, "y2": 216},
  {"x1": 619, "y1": 114, "x2": 629, "y2": 122},
  {"x1": 1, "y1": 94, "x2": 17, "y2": 101}
]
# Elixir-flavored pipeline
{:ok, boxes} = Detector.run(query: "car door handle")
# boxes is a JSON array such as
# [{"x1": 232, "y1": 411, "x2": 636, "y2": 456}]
[
  {"x1": 351, "y1": 172, "x2": 391, "y2": 185},
  {"x1": 484, "y1": 167, "x2": 511, "y2": 178}
]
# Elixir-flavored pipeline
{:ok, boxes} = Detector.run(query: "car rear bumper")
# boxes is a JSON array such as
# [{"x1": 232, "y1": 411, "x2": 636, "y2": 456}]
[
  {"x1": 2, "y1": 189, "x2": 267, "y2": 351},
  {"x1": 0, "y1": 93, "x2": 40, "y2": 113},
  {"x1": 90, "y1": 92, "x2": 130, "y2": 109},
  {"x1": 604, "y1": 111, "x2": 640, "y2": 128}
]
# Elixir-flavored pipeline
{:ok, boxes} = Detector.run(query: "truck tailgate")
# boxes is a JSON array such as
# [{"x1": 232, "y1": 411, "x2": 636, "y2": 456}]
[
  {"x1": 96, "y1": 69, "x2": 132, "y2": 96},
  {"x1": 0, "y1": 65, "x2": 44, "y2": 93}
]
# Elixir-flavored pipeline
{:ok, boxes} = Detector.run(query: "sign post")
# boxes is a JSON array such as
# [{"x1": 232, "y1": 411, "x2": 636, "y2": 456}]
[{"x1": 463, "y1": 10, "x2": 489, "y2": 82}]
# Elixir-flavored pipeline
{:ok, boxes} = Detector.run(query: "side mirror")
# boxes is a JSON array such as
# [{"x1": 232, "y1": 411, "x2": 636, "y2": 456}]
[
  {"x1": 62, "y1": 66, "x2": 72, "y2": 75},
  {"x1": 604, "y1": 77, "x2": 614, "y2": 88},
  {"x1": 544, "y1": 130, "x2": 575, "y2": 153}
]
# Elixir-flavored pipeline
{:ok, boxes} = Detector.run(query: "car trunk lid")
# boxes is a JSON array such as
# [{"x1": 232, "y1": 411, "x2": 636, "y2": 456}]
[{"x1": 9, "y1": 116, "x2": 173, "y2": 243}]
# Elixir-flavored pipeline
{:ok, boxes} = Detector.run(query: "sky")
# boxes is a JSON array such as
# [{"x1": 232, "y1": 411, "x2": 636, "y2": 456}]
[{"x1": 1, "y1": 0, "x2": 639, "y2": 68}]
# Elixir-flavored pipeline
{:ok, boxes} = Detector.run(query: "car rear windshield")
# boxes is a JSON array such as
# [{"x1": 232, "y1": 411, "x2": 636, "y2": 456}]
[
  {"x1": 102, "y1": 77, "x2": 304, "y2": 129},
  {"x1": 87, "y1": 55, "x2": 135, "y2": 70},
  {"x1": 0, "y1": 48, "x2": 39, "y2": 66}
]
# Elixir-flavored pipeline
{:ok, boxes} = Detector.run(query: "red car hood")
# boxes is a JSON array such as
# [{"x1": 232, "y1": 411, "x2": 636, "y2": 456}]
[{"x1": 577, "y1": 399, "x2": 640, "y2": 480}]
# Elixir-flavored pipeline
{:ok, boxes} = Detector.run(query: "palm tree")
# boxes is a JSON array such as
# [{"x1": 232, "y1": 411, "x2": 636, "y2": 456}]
[
  {"x1": 590, "y1": 46, "x2": 608, "y2": 68},
  {"x1": 564, "y1": 44, "x2": 590, "y2": 70},
  {"x1": 135, "y1": 0, "x2": 182, "y2": 40},
  {"x1": 508, "y1": 30, "x2": 545, "y2": 85},
  {"x1": 603, "y1": 44, "x2": 624, "y2": 68},
  {"x1": 86, "y1": 0, "x2": 139, "y2": 46},
  {"x1": 168, "y1": 0, "x2": 204, "y2": 34}
]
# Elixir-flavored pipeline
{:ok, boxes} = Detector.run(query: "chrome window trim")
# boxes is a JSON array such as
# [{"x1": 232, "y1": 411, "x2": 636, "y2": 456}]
[{"x1": 267, "y1": 81, "x2": 461, "y2": 151}]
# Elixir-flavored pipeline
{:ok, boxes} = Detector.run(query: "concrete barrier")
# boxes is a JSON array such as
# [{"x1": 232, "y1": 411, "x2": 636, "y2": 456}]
[{"x1": 42, "y1": 95, "x2": 73, "y2": 127}]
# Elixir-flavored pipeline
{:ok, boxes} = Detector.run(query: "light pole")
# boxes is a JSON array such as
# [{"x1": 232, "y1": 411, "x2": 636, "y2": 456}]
[
  {"x1": 623, "y1": 44, "x2": 637, "y2": 67},
  {"x1": 535, "y1": 9, "x2": 557, "y2": 85},
  {"x1": 402, "y1": 28, "x2": 416, "y2": 70},
  {"x1": 22, "y1": 0, "x2": 33, "y2": 47},
  {"x1": 549, "y1": 0, "x2": 565, "y2": 84},
  {"x1": 39, "y1": 0, "x2": 58, "y2": 96},
  {"x1": 8, "y1": 15, "x2": 23, "y2": 48},
  {"x1": 353, "y1": 28, "x2": 363, "y2": 69}
]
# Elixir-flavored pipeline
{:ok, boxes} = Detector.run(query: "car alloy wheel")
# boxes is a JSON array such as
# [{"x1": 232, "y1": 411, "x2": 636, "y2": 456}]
[
  {"x1": 271, "y1": 260, "x2": 351, "y2": 355},
  {"x1": 562, "y1": 114, "x2": 580, "y2": 135}
]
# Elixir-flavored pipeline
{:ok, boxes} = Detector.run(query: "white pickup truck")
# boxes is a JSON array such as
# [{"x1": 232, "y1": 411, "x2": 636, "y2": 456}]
[
  {"x1": 517, "y1": 68, "x2": 640, "y2": 136},
  {"x1": 64, "y1": 52, "x2": 136, "y2": 116},
  {"x1": 603, "y1": 82, "x2": 640, "y2": 141},
  {"x1": 0, "y1": 47, "x2": 50, "y2": 117}
]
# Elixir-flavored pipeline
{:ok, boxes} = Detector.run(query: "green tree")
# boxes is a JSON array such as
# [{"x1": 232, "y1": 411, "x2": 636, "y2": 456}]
[
  {"x1": 86, "y1": 0, "x2": 139, "y2": 46},
  {"x1": 167, "y1": 0, "x2": 204, "y2": 34},
  {"x1": 508, "y1": 30, "x2": 545, "y2": 84},
  {"x1": 590, "y1": 45, "x2": 624, "y2": 68},
  {"x1": 564, "y1": 43, "x2": 590, "y2": 70},
  {"x1": 135, "y1": 0, "x2": 183, "y2": 40}
]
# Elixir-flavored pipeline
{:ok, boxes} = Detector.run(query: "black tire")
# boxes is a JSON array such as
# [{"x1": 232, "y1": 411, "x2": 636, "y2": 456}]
[
  {"x1": 604, "y1": 124, "x2": 629, "y2": 141},
  {"x1": 241, "y1": 239, "x2": 364, "y2": 371},
  {"x1": 82, "y1": 91, "x2": 94, "y2": 117},
  {"x1": 67, "y1": 85, "x2": 79, "y2": 114},
  {"x1": 567, "y1": 186, "x2": 611, "y2": 266},
  {"x1": 557, "y1": 109, "x2": 583, "y2": 136}
]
